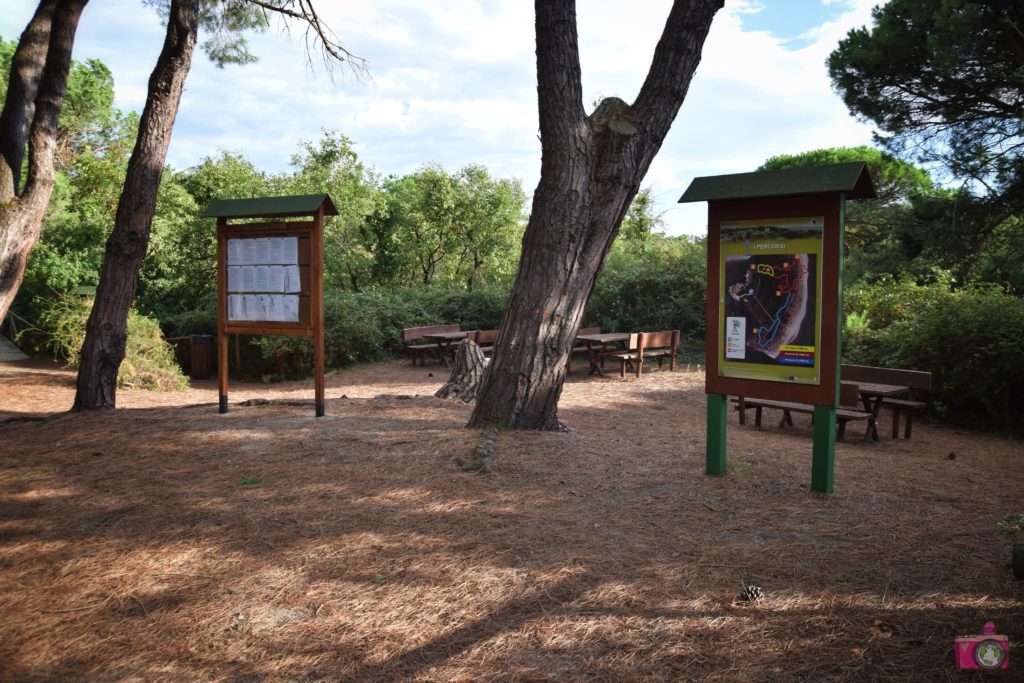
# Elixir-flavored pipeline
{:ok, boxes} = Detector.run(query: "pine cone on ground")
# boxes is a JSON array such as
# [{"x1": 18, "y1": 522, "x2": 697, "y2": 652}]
[{"x1": 738, "y1": 584, "x2": 764, "y2": 603}]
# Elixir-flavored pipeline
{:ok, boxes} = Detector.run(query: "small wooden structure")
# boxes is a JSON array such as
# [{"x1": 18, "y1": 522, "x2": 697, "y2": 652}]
[
  {"x1": 680, "y1": 162, "x2": 875, "y2": 494},
  {"x1": 201, "y1": 194, "x2": 337, "y2": 417}
]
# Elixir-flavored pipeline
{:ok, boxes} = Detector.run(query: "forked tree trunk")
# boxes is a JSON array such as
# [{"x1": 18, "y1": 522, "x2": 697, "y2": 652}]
[
  {"x1": 436, "y1": 340, "x2": 488, "y2": 402},
  {"x1": 0, "y1": 0, "x2": 87, "y2": 324},
  {"x1": 0, "y1": 0, "x2": 58, "y2": 203},
  {"x1": 469, "y1": 0, "x2": 722, "y2": 430},
  {"x1": 73, "y1": 0, "x2": 199, "y2": 409}
]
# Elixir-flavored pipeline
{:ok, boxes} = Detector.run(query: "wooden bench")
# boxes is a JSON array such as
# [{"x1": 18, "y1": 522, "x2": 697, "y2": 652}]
[
  {"x1": 567, "y1": 326, "x2": 600, "y2": 373},
  {"x1": 841, "y1": 364, "x2": 932, "y2": 439},
  {"x1": 734, "y1": 383, "x2": 876, "y2": 442},
  {"x1": 471, "y1": 329, "x2": 499, "y2": 356},
  {"x1": 607, "y1": 330, "x2": 679, "y2": 378},
  {"x1": 403, "y1": 324, "x2": 460, "y2": 366}
]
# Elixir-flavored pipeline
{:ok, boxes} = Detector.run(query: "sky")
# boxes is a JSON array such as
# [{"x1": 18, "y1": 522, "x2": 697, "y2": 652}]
[{"x1": 0, "y1": 0, "x2": 886, "y2": 236}]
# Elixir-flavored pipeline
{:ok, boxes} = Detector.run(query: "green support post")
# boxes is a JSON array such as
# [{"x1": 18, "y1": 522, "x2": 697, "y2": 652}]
[
  {"x1": 810, "y1": 192, "x2": 845, "y2": 496},
  {"x1": 811, "y1": 407, "x2": 835, "y2": 493},
  {"x1": 706, "y1": 393, "x2": 727, "y2": 475}
]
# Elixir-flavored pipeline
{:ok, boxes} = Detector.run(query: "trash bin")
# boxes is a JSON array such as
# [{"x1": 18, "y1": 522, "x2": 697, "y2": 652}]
[{"x1": 189, "y1": 334, "x2": 213, "y2": 379}]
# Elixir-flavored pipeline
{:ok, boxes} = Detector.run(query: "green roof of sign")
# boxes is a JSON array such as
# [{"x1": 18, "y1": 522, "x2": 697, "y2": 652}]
[
  {"x1": 200, "y1": 193, "x2": 338, "y2": 219},
  {"x1": 678, "y1": 162, "x2": 876, "y2": 203}
]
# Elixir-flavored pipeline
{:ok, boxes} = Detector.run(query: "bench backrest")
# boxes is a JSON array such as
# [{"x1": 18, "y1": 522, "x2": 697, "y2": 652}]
[
  {"x1": 841, "y1": 364, "x2": 932, "y2": 391},
  {"x1": 403, "y1": 324, "x2": 460, "y2": 342},
  {"x1": 839, "y1": 381, "x2": 860, "y2": 408},
  {"x1": 474, "y1": 329, "x2": 499, "y2": 345},
  {"x1": 638, "y1": 330, "x2": 679, "y2": 354}
]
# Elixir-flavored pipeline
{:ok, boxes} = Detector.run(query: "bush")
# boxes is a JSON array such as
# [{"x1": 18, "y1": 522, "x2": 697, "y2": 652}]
[
  {"x1": 588, "y1": 236, "x2": 706, "y2": 345},
  {"x1": 246, "y1": 286, "x2": 511, "y2": 379},
  {"x1": 844, "y1": 280, "x2": 1024, "y2": 432},
  {"x1": 38, "y1": 294, "x2": 189, "y2": 391}
]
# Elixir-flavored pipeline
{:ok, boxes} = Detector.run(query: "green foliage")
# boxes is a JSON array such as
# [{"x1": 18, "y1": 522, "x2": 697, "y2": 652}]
[
  {"x1": 828, "y1": 0, "x2": 1023, "y2": 197},
  {"x1": 844, "y1": 279, "x2": 1024, "y2": 432},
  {"x1": 144, "y1": 0, "x2": 268, "y2": 67},
  {"x1": 619, "y1": 187, "x2": 664, "y2": 244},
  {"x1": 38, "y1": 294, "x2": 188, "y2": 391},
  {"x1": 588, "y1": 235, "x2": 706, "y2": 345},
  {"x1": 248, "y1": 286, "x2": 510, "y2": 379},
  {"x1": 996, "y1": 513, "x2": 1024, "y2": 538},
  {"x1": 364, "y1": 164, "x2": 526, "y2": 289},
  {"x1": 14, "y1": 110, "x2": 139, "y2": 324},
  {"x1": 278, "y1": 132, "x2": 380, "y2": 291}
]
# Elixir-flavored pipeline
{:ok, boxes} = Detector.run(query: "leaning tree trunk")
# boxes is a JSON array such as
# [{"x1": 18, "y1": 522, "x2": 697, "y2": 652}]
[
  {"x1": 469, "y1": 0, "x2": 722, "y2": 430},
  {"x1": 0, "y1": 0, "x2": 86, "y2": 324},
  {"x1": 0, "y1": 0, "x2": 57, "y2": 204},
  {"x1": 73, "y1": 0, "x2": 199, "y2": 410}
]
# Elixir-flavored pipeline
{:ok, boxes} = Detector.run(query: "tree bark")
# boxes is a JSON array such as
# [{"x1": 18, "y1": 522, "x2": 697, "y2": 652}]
[
  {"x1": 469, "y1": 0, "x2": 722, "y2": 430},
  {"x1": 0, "y1": 0, "x2": 58, "y2": 203},
  {"x1": 435, "y1": 340, "x2": 488, "y2": 403},
  {"x1": 0, "y1": 0, "x2": 86, "y2": 324},
  {"x1": 73, "y1": 0, "x2": 199, "y2": 410}
]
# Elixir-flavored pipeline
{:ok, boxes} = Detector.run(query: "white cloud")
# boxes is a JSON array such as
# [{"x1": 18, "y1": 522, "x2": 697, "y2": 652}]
[{"x1": 0, "y1": 0, "x2": 884, "y2": 236}]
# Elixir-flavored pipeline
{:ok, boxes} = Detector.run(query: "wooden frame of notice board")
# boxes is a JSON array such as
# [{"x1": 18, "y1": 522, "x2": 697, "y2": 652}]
[{"x1": 202, "y1": 194, "x2": 338, "y2": 417}]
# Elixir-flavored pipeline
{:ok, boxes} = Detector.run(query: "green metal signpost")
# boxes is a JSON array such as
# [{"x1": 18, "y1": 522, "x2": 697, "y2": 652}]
[{"x1": 679, "y1": 163, "x2": 875, "y2": 494}]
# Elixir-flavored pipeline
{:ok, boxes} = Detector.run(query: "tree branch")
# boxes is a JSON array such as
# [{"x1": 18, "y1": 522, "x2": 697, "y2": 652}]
[
  {"x1": 0, "y1": 0, "x2": 58, "y2": 203},
  {"x1": 244, "y1": 0, "x2": 367, "y2": 77},
  {"x1": 534, "y1": 0, "x2": 585, "y2": 151},
  {"x1": 633, "y1": 0, "x2": 723, "y2": 139}
]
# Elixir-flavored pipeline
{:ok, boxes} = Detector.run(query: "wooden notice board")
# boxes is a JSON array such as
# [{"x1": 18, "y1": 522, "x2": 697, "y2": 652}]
[
  {"x1": 201, "y1": 194, "x2": 338, "y2": 417},
  {"x1": 679, "y1": 163, "x2": 875, "y2": 494}
]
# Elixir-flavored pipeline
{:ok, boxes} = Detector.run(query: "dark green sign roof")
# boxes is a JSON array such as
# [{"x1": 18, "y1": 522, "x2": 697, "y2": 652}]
[
  {"x1": 678, "y1": 162, "x2": 876, "y2": 203},
  {"x1": 200, "y1": 193, "x2": 338, "y2": 219}
]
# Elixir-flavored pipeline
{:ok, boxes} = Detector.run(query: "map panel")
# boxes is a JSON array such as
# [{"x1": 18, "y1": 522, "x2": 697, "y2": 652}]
[{"x1": 718, "y1": 217, "x2": 823, "y2": 384}]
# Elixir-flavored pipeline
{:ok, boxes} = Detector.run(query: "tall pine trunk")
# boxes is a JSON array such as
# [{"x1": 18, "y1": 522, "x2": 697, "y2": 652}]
[
  {"x1": 469, "y1": 0, "x2": 721, "y2": 430},
  {"x1": 73, "y1": 0, "x2": 199, "y2": 409},
  {"x1": 0, "y1": 0, "x2": 86, "y2": 324}
]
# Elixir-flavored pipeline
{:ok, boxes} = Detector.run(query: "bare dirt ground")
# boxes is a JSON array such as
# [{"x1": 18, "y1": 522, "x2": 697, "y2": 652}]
[{"x1": 0, "y1": 357, "x2": 1021, "y2": 681}]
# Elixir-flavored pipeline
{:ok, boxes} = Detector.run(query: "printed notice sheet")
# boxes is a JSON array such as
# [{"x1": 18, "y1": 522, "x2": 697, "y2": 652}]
[
  {"x1": 227, "y1": 294, "x2": 300, "y2": 322},
  {"x1": 226, "y1": 236, "x2": 299, "y2": 266}
]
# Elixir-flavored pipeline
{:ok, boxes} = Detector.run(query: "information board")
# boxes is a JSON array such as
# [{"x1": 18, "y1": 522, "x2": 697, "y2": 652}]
[{"x1": 718, "y1": 217, "x2": 823, "y2": 385}]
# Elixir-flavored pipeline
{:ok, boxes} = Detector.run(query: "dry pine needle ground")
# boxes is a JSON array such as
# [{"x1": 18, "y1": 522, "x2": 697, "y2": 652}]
[{"x1": 0, "y1": 359, "x2": 1022, "y2": 681}]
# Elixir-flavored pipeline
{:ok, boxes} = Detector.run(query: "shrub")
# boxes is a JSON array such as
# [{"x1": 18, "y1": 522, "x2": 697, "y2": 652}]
[
  {"x1": 247, "y1": 286, "x2": 510, "y2": 379},
  {"x1": 588, "y1": 236, "x2": 706, "y2": 344},
  {"x1": 844, "y1": 280, "x2": 1024, "y2": 432},
  {"x1": 38, "y1": 294, "x2": 189, "y2": 391}
]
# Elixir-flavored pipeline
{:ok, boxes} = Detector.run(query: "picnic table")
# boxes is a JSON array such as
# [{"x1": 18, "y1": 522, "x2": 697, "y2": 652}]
[
  {"x1": 841, "y1": 379, "x2": 909, "y2": 440},
  {"x1": 574, "y1": 332, "x2": 630, "y2": 375},
  {"x1": 423, "y1": 330, "x2": 471, "y2": 367}
]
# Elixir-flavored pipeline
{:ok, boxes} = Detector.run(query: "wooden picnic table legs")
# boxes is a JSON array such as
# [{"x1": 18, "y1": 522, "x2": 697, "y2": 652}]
[
  {"x1": 858, "y1": 395, "x2": 884, "y2": 441},
  {"x1": 435, "y1": 340, "x2": 457, "y2": 367},
  {"x1": 584, "y1": 341, "x2": 611, "y2": 375}
]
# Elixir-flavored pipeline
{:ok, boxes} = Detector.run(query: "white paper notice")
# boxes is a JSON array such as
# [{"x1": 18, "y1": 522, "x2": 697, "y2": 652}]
[
  {"x1": 254, "y1": 265, "x2": 271, "y2": 292},
  {"x1": 243, "y1": 239, "x2": 259, "y2": 265},
  {"x1": 227, "y1": 266, "x2": 241, "y2": 292},
  {"x1": 241, "y1": 266, "x2": 256, "y2": 292},
  {"x1": 253, "y1": 238, "x2": 270, "y2": 263},
  {"x1": 228, "y1": 295, "x2": 245, "y2": 320},
  {"x1": 268, "y1": 237, "x2": 284, "y2": 263},
  {"x1": 281, "y1": 295, "x2": 299, "y2": 322},
  {"x1": 267, "y1": 265, "x2": 285, "y2": 292},
  {"x1": 227, "y1": 239, "x2": 244, "y2": 265},
  {"x1": 284, "y1": 265, "x2": 301, "y2": 293},
  {"x1": 282, "y1": 236, "x2": 298, "y2": 264},
  {"x1": 725, "y1": 316, "x2": 746, "y2": 360}
]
